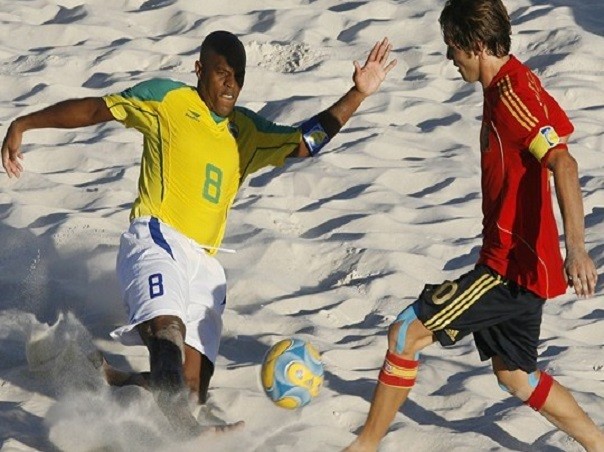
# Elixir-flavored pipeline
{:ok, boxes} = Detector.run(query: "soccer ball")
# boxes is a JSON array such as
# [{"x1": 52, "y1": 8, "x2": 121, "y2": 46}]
[{"x1": 260, "y1": 338, "x2": 324, "y2": 409}]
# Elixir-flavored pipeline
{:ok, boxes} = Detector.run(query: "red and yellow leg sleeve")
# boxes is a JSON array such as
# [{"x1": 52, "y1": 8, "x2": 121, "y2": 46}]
[{"x1": 378, "y1": 350, "x2": 419, "y2": 388}]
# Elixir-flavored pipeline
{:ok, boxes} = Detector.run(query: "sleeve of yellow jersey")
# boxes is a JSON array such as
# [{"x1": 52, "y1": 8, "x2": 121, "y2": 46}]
[
  {"x1": 233, "y1": 106, "x2": 303, "y2": 181},
  {"x1": 103, "y1": 78, "x2": 185, "y2": 135}
]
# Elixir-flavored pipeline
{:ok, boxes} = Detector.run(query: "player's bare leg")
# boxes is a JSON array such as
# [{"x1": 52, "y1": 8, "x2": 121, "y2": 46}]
[
  {"x1": 493, "y1": 357, "x2": 604, "y2": 451},
  {"x1": 137, "y1": 315, "x2": 207, "y2": 437},
  {"x1": 183, "y1": 344, "x2": 245, "y2": 432},
  {"x1": 100, "y1": 340, "x2": 214, "y2": 399},
  {"x1": 183, "y1": 345, "x2": 214, "y2": 404},
  {"x1": 345, "y1": 385, "x2": 413, "y2": 452},
  {"x1": 541, "y1": 383, "x2": 604, "y2": 451},
  {"x1": 345, "y1": 319, "x2": 434, "y2": 452}
]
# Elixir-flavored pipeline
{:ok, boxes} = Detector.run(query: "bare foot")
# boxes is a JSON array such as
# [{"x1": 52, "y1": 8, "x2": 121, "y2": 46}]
[
  {"x1": 342, "y1": 439, "x2": 376, "y2": 452},
  {"x1": 99, "y1": 354, "x2": 150, "y2": 389},
  {"x1": 200, "y1": 420, "x2": 245, "y2": 435}
]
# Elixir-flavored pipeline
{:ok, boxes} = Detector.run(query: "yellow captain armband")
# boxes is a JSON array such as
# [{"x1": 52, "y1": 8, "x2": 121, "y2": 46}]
[{"x1": 528, "y1": 125, "x2": 560, "y2": 161}]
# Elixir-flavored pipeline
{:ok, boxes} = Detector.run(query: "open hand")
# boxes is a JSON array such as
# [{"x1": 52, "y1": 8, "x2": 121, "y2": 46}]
[
  {"x1": 2, "y1": 121, "x2": 25, "y2": 178},
  {"x1": 565, "y1": 249, "x2": 598, "y2": 297},
  {"x1": 353, "y1": 37, "x2": 397, "y2": 97}
]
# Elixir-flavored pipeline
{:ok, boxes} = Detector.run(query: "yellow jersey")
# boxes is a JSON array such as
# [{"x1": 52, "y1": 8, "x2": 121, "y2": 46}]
[{"x1": 104, "y1": 79, "x2": 302, "y2": 253}]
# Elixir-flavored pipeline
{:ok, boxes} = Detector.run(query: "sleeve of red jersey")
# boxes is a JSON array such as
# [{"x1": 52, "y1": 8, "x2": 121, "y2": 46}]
[
  {"x1": 540, "y1": 88, "x2": 574, "y2": 138},
  {"x1": 494, "y1": 71, "x2": 574, "y2": 166}
]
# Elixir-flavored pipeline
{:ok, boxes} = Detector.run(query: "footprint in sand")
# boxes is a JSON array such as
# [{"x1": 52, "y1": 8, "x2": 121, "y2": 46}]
[{"x1": 246, "y1": 41, "x2": 324, "y2": 73}]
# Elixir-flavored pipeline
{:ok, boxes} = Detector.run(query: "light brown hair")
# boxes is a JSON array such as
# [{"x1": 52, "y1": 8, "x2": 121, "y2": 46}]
[{"x1": 439, "y1": 0, "x2": 511, "y2": 57}]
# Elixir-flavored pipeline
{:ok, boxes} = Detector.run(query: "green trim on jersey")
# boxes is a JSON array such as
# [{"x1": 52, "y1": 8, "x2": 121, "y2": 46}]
[{"x1": 121, "y1": 79, "x2": 187, "y2": 102}]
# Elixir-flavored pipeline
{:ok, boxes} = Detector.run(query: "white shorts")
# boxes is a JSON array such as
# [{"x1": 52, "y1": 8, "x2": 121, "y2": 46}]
[{"x1": 110, "y1": 217, "x2": 227, "y2": 364}]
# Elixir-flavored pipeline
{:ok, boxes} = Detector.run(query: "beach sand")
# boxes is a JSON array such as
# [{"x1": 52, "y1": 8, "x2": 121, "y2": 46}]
[{"x1": 0, "y1": 1, "x2": 602, "y2": 450}]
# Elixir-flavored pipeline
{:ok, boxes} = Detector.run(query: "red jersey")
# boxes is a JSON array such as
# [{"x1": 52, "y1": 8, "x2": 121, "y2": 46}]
[{"x1": 477, "y1": 56, "x2": 574, "y2": 299}]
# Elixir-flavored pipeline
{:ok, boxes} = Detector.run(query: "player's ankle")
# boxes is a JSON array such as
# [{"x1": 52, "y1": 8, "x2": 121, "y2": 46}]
[
  {"x1": 583, "y1": 430, "x2": 604, "y2": 452},
  {"x1": 344, "y1": 437, "x2": 378, "y2": 452}
]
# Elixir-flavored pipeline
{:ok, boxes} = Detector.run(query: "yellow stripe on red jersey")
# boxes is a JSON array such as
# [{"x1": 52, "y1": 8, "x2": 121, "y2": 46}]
[{"x1": 104, "y1": 79, "x2": 301, "y2": 252}]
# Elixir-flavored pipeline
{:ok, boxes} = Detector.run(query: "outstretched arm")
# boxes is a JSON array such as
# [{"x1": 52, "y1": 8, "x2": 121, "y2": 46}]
[
  {"x1": 290, "y1": 37, "x2": 397, "y2": 158},
  {"x1": 546, "y1": 146, "x2": 598, "y2": 297},
  {"x1": 2, "y1": 97, "x2": 114, "y2": 178}
]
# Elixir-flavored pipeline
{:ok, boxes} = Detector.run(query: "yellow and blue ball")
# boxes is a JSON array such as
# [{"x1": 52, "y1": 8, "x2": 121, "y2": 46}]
[{"x1": 260, "y1": 338, "x2": 324, "y2": 409}]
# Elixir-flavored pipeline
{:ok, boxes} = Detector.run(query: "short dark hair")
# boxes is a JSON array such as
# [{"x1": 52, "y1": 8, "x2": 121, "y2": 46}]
[
  {"x1": 200, "y1": 30, "x2": 246, "y2": 86},
  {"x1": 439, "y1": 0, "x2": 511, "y2": 57}
]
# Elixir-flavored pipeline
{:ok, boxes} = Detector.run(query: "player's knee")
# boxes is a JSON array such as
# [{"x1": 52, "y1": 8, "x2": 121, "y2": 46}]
[
  {"x1": 496, "y1": 370, "x2": 552, "y2": 410},
  {"x1": 495, "y1": 371, "x2": 527, "y2": 398},
  {"x1": 146, "y1": 316, "x2": 188, "y2": 393},
  {"x1": 387, "y1": 322, "x2": 412, "y2": 355},
  {"x1": 496, "y1": 374, "x2": 516, "y2": 396},
  {"x1": 498, "y1": 370, "x2": 554, "y2": 412},
  {"x1": 379, "y1": 304, "x2": 423, "y2": 389},
  {"x1": 149, "y1": 338, "x2": 186, "y2": 393},
  {"x1": 386, "y1": 323, "x2": 423, "y2": 357},
  {"x1": 153, "y1": 316, "x2": 186, "y2": 363},
  {"x1": 387, "y1": 301, "x2": 428, "y2": 357}
]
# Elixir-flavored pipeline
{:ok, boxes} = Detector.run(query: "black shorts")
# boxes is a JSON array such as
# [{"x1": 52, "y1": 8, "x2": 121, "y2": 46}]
[{"x1": 414, "y1": 264, "x2": 545, "y2": 372}]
